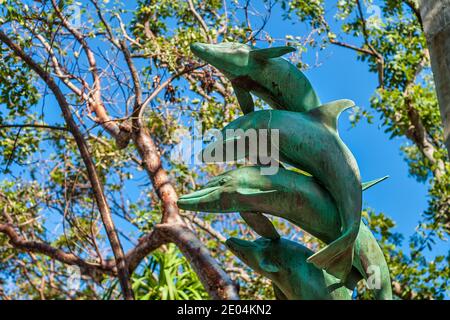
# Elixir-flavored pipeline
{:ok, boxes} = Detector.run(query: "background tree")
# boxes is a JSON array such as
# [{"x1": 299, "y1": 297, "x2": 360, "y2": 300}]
[
  {"x1": 417, "y1": 0, "x2": 450, "y2": 159},
  {"x1": 0, "y1": 0, "x2": 448, "y2": 300}
]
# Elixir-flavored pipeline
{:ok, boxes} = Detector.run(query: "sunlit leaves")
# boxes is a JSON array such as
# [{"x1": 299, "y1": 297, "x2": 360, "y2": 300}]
[{"x1": 132, "y1": 244, "x2": 208, "y2": 300}]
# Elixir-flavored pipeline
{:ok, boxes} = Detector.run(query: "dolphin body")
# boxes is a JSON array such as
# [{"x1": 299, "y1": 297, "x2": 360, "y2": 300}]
[
  {"x1": 199, "y1": 100, "x2": 362, "y2": 280},
  {"x1": 190, "y1": 42, "x2": 321, "y2": 114},
  {"x1": 226, "y1": 237, "x2": 356, "y2": 300},
  {"x1": 178, "y1": 166, "x2": 392, "y2": 299},
  {"x1": 190, "y1": 41, "x2": 322, "y2": 241}
]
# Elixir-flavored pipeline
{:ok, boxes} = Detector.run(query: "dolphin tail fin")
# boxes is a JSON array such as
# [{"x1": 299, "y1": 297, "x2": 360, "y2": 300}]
[
  {"x1": 344, "y1": 266, "x2": 364, "y2": 290},
  {"x1": 362, "y1": 175, "x2": 389, "y2": 191},
  {"x1": 307, "y1": 229, "x2": 358, "y2": 280}
]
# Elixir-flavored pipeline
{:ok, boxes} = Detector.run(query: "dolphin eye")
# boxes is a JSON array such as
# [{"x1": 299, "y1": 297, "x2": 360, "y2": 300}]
[
  {"x1": 218, "y1": 176, "x2": 232, "y2": 185},
  {"x1": 206, "y1": 175, "x2": 232, "y2": 187}
]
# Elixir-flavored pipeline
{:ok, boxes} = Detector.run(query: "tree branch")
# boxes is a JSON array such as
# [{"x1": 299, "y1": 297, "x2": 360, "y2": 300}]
[
  {"x1": 158, "y1": 223, "x2": 238, "y2": 299},
  {"x1": 355, "y1": 0, "x2": 385, "y2": 87},
  {"x1": 329, "y1": 38, "x2": 375, "y2": 56},
  {"x1": 0, "y1": 124, "x2": 69, "y2": 132},
  {"x1": 0, "y1": 223, "x2": 111, "y2": 279},
  {"x1": 1, "y1": 5, "x2": 239, "y2": 298},
  {"x1": 50, "y1": 0, "x2": 131, "y2": 149},
  {"x1": 138, "y1": 63, "x2": 206, "y2": 123},
  {"x1": 404, "y1": 0, "x2": 423, "y2": 28},
  {"x1": 187, "y1": 0, "x2": 212, "y2": 43}
]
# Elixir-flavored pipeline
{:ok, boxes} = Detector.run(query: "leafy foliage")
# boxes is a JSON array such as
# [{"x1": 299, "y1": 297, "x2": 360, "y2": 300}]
[{"x1": 132, "y1": 244, "x2": 208, "y2": 300}]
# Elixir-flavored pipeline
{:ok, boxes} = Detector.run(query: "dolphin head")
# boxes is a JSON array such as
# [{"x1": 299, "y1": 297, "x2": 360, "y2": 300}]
[
  {"x1": 177, "y1": 167, "x2": 276, "y2": 212},
  {"x1": 225, "y1": 237, "x2": 283, "y2": 276},
  {"x1": 226, "y1": 237, "x2": 356, "y2": 300},
  {"x1": 191, "y1": 42, "x2": 296, "y2": 79},
  {"x1": 190, "y1": 42, "x2": 253, "y2": 78}
]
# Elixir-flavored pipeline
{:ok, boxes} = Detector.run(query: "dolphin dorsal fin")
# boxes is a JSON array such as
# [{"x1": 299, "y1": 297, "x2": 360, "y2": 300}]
[
  {"x1": 362, "y1": 175, "x2": 389, "y2": 191},
  {"x1": 250, "y1": 46, "x2": 296, "y2": 60},
  {"x1": 307, "y1": 99, "x2": 355, "y2": 131}
]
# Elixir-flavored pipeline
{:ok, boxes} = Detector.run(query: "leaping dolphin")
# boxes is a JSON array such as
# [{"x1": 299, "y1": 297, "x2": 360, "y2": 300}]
[
  {"x1": 199, "y1": 100, "x2": 362, "y2": 280},
  {"x1": 190, "y1": 42, "x2": 321, "y2": 114},
  {"x1": 178, "y1": 166, "x2": 392, "y2": 299},
  {"x1": 226, "y1": 237, "x2": 357, "y2": 300}
]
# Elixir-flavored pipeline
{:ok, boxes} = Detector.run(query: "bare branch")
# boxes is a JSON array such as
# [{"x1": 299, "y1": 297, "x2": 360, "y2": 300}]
[
  {"x1": 0, "y1": 30, "x2": 134, "y2": 300},
  {"x1": 138, "y1": 63, "x2": 206, "y2": 121},
  {"x1": 328, "y1": 38, "x2": 375, "y2": 56},
  {"x1": 187, "y1": 0, "x2": 212, "y2": 43},
  {"x1": 0, "y1": 124, "x2": 69, "y2": 132},
  {"x1": 180, "y1": 212, "x2": 227, "y2": 243},
  {"x1": 404, "y1": 0, "x2": 423, "y2": 27},
  {"x1": 355, "y1": 0, "x2": 385, "y2": 87},
  {"x1": 50, "y1": 0, "x2": 131, "y2": 149},
  {"x1": 0, "y1": 223, "x2": 110, "y2": 278}
]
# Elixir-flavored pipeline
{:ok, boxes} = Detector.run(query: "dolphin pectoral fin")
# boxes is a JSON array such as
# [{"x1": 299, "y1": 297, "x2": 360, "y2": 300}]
[
  {"x1": 344, "y1": 266, "x2": 364, "y2": 290},
  {"x1": 272, "y1": 283, "x2": 288, "y2": 300},
  {"x1": 307, "y1": 231, "x2": 357, "y2": 280},
  {"x1": 236, "y1": 188, "x2": 277, "y2": 195},
  {"x1": 240, "y1": 212, "x2": 280, "y2": 240},
  {"x1": 282, "y1": 162, "x2": 312, "y2": 176},
  {"x1": 277, "y1": 160, "x2": 288, "y2": 170},
  {"x1": 250, "y1": 46, "x2": 296, "y2": 60},
  {"x1": 307, "y1": 99, "x2": 355, "y2": 131},
  {"x1": 232, "y1": 84, "x2": 254, "y2": 114},
  {"x1": 362, "y1": 175, "x2": 389, "y2": 191}
]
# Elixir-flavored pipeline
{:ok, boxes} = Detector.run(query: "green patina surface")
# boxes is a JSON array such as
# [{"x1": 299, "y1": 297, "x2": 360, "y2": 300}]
[
  {"x1": 190, "y1": 42, "x2": 321, "y2": 114},
  {"x1": 200, "y1": 102, "x2": 362, "y2": 280},
  {"x1": 226, "y1": 237, "x2": 354, "y2": 300},
  {"x1": 186, "y1": 41, "x2": 391, "y2": 299},
  {"x1": 178, "y1": 166, "x2": 392, "y2": 299}
]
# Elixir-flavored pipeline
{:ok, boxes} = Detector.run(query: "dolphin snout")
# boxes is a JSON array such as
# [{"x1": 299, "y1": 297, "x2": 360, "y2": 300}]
[
  {"x1": 190, "y1": 42, "x2": 217, "y2": 63},
  {"x1": 225, "y1": 238, "x2": 259, "y2": 266},
  {"x1": 225, "y1": 237, "x2": 257, "y2": 251},
  {"x1": 177, "y1": 186, "x2": 221, "y2": 211},
  {"x1": 190, "y1": 42, "x2": 208, "y2": 56},
  {"x1": 179, "y1": 186, "x2": 220, "y2": 200}
]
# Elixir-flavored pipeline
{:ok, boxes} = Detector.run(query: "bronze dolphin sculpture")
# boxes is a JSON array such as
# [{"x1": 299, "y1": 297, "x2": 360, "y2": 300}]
[
  {"x1": 226, "y1": 237, "x2": 356, "y2": 300},
  {"x1": 199, "y1": 100, "x2": 362, "y2": 280},
  {"x1": 190, "y1": 42, "x2": 321, "y2": 114},
  {"x1": 178, "y1": 166, "x2": 392, "y2": 299}
]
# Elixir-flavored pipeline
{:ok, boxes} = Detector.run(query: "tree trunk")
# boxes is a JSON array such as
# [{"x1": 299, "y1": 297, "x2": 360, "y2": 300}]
[{"x1": 419, "y1": 0, "x2": 450, "y2": 158}]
